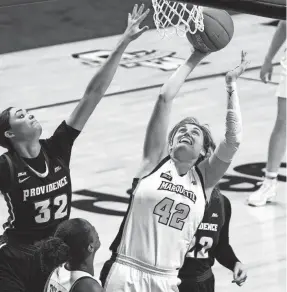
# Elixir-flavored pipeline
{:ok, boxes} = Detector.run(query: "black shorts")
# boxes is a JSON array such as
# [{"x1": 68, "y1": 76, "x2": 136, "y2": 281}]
[
  {"x1": 0, "y1": 236, "x2": 48, "y2": 292},
  {"x1": 178, "y1": 274, "x2": 215, "y2": 292}
]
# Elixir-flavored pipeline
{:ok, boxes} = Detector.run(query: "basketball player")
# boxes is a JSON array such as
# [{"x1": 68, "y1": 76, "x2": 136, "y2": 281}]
[
  {"x1": 0, "y1": 4, "x2": 149, "y2": 292},
  {"x1": 178, "y1": 186, "x2": 247, "y2": 292},
  {"x1": 100, "y1": 50, "x2": 249, "y2": 292},
  {"x1": 37, "y1": 218, "x2": 102, "y2": 292},
  {"x1": 248, "y1": 20, "x2": 286, "y2": 206}
]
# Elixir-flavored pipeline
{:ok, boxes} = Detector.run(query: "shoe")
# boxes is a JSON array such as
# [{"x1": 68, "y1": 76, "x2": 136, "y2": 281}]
[{"x1": 248, "y1": 178, "x2": 277, "y2": 207}]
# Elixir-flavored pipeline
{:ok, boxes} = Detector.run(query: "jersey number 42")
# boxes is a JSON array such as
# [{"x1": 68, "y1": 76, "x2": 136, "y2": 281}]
[{"x1": 153, "y1": 197, "x2": 190, "y2": 231}]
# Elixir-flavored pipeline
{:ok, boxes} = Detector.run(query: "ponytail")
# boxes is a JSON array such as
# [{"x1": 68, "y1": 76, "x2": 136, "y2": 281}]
[{"x1": 36, "y1": 236, "x2": 70, "y2": 275}]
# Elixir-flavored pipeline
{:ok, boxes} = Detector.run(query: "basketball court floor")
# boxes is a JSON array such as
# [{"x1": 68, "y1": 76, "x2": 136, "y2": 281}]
[{"x1": 0, "y1": 13, "x2": 286, "y2": 292}]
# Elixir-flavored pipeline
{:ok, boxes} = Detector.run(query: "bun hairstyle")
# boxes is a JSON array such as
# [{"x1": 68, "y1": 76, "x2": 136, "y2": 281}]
[
  {"x1": 36, "y1": 236, "x2": 70, "y2": 275},
  {"x1": 36, "y1": 218, "x2": 96, "y2": 275}
]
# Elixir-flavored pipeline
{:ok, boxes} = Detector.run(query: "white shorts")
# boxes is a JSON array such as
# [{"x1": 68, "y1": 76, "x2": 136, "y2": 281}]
[
  {"x1": 276, "y1": 58, "x2": 286, "y2": 98},
  {"x1": 103, "y1": 261, "x2": 180, "y2": 292}
]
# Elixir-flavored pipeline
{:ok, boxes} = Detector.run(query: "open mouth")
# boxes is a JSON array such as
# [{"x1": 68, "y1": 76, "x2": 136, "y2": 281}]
[{"x1": 179, "y1": 137, "x2": 193, "y2": 145}]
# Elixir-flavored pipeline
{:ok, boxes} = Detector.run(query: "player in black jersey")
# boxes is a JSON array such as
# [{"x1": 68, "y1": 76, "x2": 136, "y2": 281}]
[
  {"x1": 178, "y1": 187, "x2": 248, "y2": 292},
  {"x1": 0, "y1": 5, "x2": 149, "y2": 292}
]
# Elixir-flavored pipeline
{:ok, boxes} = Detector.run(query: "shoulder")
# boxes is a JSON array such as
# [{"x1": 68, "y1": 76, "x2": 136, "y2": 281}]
[
  {"x1": 210, "y1": 188, "x2": 231, "y2": 219},
  {"x1": 221, "y1": 194, "x2": 231, "y2": 210},
  {"x1": 72, "y1": 277, "x2": 103, "y2": 292},
  {"x1": 47, "y1": 121, "x2": 80, "y2": 141},
  {"x1": 220, "y1": 194, "x2": 232, "y2": 221}
]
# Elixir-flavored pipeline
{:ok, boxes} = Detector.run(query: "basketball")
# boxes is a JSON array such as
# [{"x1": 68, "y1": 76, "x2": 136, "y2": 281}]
[{"x1": 186, "y1": 8, "x2": 234, "y2": 53}]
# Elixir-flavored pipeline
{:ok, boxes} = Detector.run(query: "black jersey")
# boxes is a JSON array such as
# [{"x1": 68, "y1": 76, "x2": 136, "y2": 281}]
[
  {"x1": 0, "y1": 121, "x2": 80, "y2": 243},
  {"x1": 179, "y1": 188, "x2": 239, "y2": 279}
]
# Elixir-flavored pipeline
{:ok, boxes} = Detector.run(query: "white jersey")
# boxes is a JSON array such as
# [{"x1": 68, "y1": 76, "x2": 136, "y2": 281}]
[
  {"x1": 44, "y1": 265, "x2": 101, "y2": 292},
  {"x1": 110, "y1": 156, "x2": 206, "y2": 272}
]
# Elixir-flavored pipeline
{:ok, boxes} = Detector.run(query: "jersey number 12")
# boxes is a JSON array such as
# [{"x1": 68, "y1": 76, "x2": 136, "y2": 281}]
[{"x1": 187, "y1": 236, "x2": 214, "y2": 259}]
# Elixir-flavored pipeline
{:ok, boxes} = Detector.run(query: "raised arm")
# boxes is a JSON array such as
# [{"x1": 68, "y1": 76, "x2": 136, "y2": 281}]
[
  {"x1": 260, "y1": 20, "x2": 286, "y2": 83},
  {"x1": 137, "y1": 50, "x2": 208, "y2": 178},
  {"x1": 66, "y1": 4, "x2": 149, "y2": 131},
  {"x1": 198, "y1": 51, "x2": 250, "y2": 189}
]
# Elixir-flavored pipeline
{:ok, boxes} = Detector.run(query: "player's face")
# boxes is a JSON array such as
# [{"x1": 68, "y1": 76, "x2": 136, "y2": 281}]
[
  {"x1": 7, "y1": 108, "x2": 42, "y2": 141},
  {"x1": 171, "y1": 124, "x2": 204, "y2": 162}
]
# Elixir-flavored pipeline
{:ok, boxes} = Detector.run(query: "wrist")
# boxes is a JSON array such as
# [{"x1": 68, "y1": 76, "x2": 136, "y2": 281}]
[
  {"x1": 225, "y1": 81, "x2": 237, "y2": 90},
  {"x1": 264, "y1": 55, "x2": 273, "y2": 63},
  {"x1": 119, "y1": 34, "x2": 131, "y2": 48},
  {"x1": 233, "y1": 261, "x2": 241, "y2": 270},
  {"x1": 189, "y1": 49, "x2": 208, "y2": 62}
]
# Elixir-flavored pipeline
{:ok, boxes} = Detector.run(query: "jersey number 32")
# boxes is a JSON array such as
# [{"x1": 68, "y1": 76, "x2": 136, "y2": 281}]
[{"x1": 34, "y1": 194, "x2": 68, "y2": 223}]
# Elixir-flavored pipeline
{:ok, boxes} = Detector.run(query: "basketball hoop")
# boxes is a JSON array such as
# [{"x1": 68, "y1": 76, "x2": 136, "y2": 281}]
[{"x1": 151, "y1": 0, "x2": 204, "y2": 37}]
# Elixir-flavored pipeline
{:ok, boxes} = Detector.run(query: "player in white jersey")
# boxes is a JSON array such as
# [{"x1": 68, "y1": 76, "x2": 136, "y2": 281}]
[
  {"x1": 37, "y1": 218, "x2": 103, "y2": 292},
  {"x1": 248, "y1": 20, "x2": 286, "y2": 206},
  {"x1": 100, "y1": 50, "x2": 249, "y2": 292}
]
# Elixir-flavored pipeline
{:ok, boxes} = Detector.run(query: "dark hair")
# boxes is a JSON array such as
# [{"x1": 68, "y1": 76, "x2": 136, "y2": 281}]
[
  {"x1": 168, "y1": 117, "x2": 216, "y2": 164},
  {"x1": 36, "y1": 218, "x2": 96, "y2": 275},
  {"x1": 0, "y1": 107, "x2": 13, "y2": 149}
]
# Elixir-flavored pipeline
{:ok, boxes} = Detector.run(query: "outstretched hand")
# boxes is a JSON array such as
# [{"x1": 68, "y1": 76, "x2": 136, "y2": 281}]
[
  {"x1": 225, "y1": 51, "x2": 250, "y2": 83},
  {"x1": 123, "y1": 4, "x2": 150, "y2": 43}
]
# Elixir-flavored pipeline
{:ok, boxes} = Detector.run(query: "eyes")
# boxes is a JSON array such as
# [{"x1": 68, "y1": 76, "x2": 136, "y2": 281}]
[
  {"x1": 16, "y1": 111, "x2": 30, "y2": 119},
  {"x1": 178, "y1": 128, "x2": 186, "y2": 133},
  {"x1": 178, "y1": 127, "x2": 201, "y2": 136},
  {"x1": 192, "y1": 130, "x2": 200, "y2": 136}
]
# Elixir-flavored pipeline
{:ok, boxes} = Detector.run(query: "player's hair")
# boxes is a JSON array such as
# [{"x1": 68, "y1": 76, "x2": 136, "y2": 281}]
[
  {"x1": 36, "y1": 218, "x2": 96, "y2": 275},
  {"x1": 0, "y1": 107, "x2": 13, "y2": 149},
  {"x1": 168, "y1": 117, "x2": 216, "y2": 164}
]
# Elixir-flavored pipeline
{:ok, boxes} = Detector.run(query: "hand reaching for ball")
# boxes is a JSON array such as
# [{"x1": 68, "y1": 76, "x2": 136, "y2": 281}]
[{"x1": 225, "y1": 51, "x2": 250, "y2": 83}]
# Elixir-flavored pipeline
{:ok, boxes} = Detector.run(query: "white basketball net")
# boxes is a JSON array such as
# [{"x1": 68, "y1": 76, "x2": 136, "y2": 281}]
[{"x1": 151, "y1": 0, "x2": 204, "y2": 37}]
